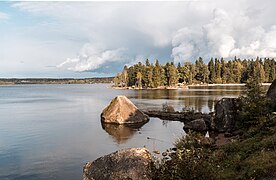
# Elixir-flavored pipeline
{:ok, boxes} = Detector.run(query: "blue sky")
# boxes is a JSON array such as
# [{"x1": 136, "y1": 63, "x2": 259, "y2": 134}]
[{"x1": 1, "y1": 1, "x2": 276, "y2": 78}]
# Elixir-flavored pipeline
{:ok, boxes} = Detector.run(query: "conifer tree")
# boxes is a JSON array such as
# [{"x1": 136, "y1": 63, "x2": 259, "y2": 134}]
[
  {"x1": 214, "y1": 58, "x2": 222, "y2": 83},
  {"x1": 153, "y1": 59, "x2": 162, "y2": 87},
  {"x1": 136, "y1": 71, "x2": 142, "y2": 89},
  {"x1": 121, "y1": 66, "x2": 129, "y2": 87},
  {"x1": 208, "y1": 58, "x2": 215, "y2": 83}
]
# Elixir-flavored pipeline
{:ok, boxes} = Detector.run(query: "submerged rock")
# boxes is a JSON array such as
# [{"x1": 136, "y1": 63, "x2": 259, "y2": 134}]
[
  {"x1": 183, "y1": 118, "x2": 207, "y2": 132},
  {"x1": 83, "y1": 148, "x2": 152, "y2": 180},
  {"x1": 214, "y1": 98, "x2": 238, "y2": 132},
  {"x1": 101, "y1": 96, "x2": 149, "y2": 124},
  {"x1": 144, "y1": 110, "x2": 205, "y2": 122}
]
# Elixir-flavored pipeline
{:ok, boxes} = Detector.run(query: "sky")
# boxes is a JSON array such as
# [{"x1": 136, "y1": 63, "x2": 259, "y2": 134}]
[{"x1": 1, "y1": 0, "x2": 276, "y2": 78}]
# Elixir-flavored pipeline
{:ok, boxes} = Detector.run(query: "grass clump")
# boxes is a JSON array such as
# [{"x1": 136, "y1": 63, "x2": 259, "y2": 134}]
[{"x1": 151, "y1": 132, "x2": 218, "y2": 180}]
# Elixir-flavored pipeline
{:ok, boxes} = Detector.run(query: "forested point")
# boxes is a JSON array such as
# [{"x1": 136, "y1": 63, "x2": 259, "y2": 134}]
[{"x1": 113, "y1": 57, "x2": 276, "y2": 88}]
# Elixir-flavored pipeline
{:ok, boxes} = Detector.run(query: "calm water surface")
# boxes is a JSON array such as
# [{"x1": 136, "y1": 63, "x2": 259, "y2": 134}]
[{"x1": 0, "y1": 84, "x2": 246, "y2": 179}]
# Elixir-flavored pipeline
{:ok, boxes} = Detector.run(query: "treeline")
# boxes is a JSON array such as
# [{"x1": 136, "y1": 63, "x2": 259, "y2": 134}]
[{"x1": 114, "y1": 57, "x2": 276, "y2": 88}]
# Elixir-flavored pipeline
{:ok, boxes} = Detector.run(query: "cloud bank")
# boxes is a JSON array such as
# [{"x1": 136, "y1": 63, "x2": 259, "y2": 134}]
[
  {"x1": 171, "y1": 8, "x2": 276, "y2": 62},
  {"x1": 1, "y1": 1, "x2": 276, "y2": 77}
]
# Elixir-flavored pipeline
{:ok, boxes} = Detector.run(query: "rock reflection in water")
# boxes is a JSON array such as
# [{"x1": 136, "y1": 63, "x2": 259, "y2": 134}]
[{"x1": 101, "y1": 122, "x2": 147, "y2": 144}]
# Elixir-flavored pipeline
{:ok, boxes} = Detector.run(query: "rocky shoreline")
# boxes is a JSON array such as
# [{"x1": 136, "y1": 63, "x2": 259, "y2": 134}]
[{"x1": 83, "y1": 80, "x2": 276, "y2": 180}]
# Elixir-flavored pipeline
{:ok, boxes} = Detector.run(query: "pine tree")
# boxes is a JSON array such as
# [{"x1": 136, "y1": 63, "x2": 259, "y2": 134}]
[
  {"x1": 147, "y1": 64, "x2": 154, "y2": 88},
  {"x1": 161, "y1": 66, "x2": 167, "y2": 86},
  {"x1": 194, "y1": 57, "x2": 208, "y2": 83},
  {"x1": 127, "y1": 66, "x2": 135, "y2": 87},
  {"x1": 177, "y1": 62, "x2": 184, "y2": 83},
  {"x1": 136, "y1": 71, "x2": 143, "y2": 89},
  {"x1": 121, "y1": 66, "x2": 129, "y2": 87},
  {"x1": 269, "y1": 59, "x2": 276, "y2": 82},
  {"x1": 114, "y1": 73, "x2": 121, "y2": 86},
  {"x1": 232, "y1": 60, "x2": 243, "y2": 83},
  {"x1": 226, "y1": 60, "x2": 235, "y2": 83},
  {"x1": 221, "y1": 58, "x2": 227, "y2": 83},
  {"x1": 153, "y1": 59, "x2": 162, "y2": 87},
  {"x1": 208, "y1": 58, "x2": 215, "y2": 83},
  {"x1": 241, "y1": 59, "x2": 249, "y2": 83},
  {"x1": 167, "y1": 62, "x2": 179, "y2": 86},
  {"x1": 183, "y1": 62, "x2": 195, "y2": 84},
  {"x1": 264, "y1": 58, "x2": 271, "y2": 82},
  {"x1": 215, "y1": 58, "x2": 222, "y2": 83},
  {"x1": 203, "y1": 64, "x2": 210, "y2": 83},
  {"x1": 251, "y1": 60, "x2": 265, "y2": 83}
]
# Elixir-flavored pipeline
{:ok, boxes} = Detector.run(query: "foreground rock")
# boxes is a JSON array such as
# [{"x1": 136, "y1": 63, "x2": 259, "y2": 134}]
[
  {"x1": 101, "y1": 96, "x2": 149, "y2": 124},
  {"x1": 183, "y1": 118, "x2": 207, "y2": 132},
  {"x1": 214, "y1": 98, "x2": 238, "y2": 132},
  {"x1": 83, "y1": 148, "x2": 152, "y2": 180},
  {"x1": 266, "y1": 79, "x2": 276, "y2": 102}
]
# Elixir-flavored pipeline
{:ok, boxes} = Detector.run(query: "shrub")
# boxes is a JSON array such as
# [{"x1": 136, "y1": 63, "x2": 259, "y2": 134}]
[{"x1": 151, "y1": 133, "x2": 219, "y2": 180}]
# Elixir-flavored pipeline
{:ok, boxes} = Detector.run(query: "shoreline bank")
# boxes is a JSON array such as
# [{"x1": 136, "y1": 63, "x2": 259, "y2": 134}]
[{"x1": 111, "y1": 83, "x2": 271, "y2": 90}]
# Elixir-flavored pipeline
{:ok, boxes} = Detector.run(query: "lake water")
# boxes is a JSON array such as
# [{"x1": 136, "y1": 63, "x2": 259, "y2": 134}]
[{"x1": 0, "y1": 84, "x2": 247, "y2": 179}]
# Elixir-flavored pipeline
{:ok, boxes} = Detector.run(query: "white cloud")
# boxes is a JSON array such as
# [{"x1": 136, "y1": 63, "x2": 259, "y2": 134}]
[
  {"x1": 57, "y1": 44, "x2": 126, "y2": 72},
  {"x1": 171, "y1": 7, "x2": 276, "y2": 63},
  {"x1": 171, "y1": 27, "x2": 203, "y2": 62},
  {"x1": 203, "y1": 8, "x2": 235, "y2": 58}
]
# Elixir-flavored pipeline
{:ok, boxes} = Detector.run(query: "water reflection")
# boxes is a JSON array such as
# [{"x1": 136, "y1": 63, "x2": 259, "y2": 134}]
[
  {"x1": 129, "y1": 86, "x2": 248, "y2": 113},
  {"x1": 101, "y1": 122, "x2": 147, "y2": 144}
]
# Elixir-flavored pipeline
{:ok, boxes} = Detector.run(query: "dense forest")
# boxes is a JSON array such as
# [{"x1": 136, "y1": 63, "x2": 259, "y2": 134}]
[{"x1": 114, "y1": 57, "x2": 276, "y2": 88}]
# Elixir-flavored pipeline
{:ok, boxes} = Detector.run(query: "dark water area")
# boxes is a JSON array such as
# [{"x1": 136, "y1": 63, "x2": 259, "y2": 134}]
[{"x1": 0, "y1": 84, "x2": 250, "y2": 179}]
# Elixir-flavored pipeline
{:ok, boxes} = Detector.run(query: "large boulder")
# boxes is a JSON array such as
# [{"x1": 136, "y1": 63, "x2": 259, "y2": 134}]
[
  {"x1": 101, "y1": 96, "x2": 149, "y2": 124},
  {"x1": 214, "y1": 98, "x2": 238, "y2": 132},
  {"x1": 267, "y1": 79, "x2": 276, "y2": 102},
  {"x1": 83, "y1": 148, "x2": 152, "y2": 180},
  {"x1": 183, "y1": 118, "x2": 207, "y2": 132}
]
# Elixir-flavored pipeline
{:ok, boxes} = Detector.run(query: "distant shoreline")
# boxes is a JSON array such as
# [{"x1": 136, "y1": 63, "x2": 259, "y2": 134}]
[{"x1": 0, "y1": 77, "x2": 114, "y2": 85}]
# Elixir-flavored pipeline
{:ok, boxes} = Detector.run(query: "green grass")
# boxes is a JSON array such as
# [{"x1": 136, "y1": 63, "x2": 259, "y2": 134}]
[
  {"x1": 216, "y1": 125, "x2": 276, "y2": 179},
  {"x1": 151, "y1": 122, "x2": 276, "y2": 180}
]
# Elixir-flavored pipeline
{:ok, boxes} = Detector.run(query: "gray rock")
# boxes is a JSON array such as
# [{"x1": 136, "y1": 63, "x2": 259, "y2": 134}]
[
  {"x1": 83, "y1": 148, "x2": 152, "y2": 180},
  {"x1": 184, "y1": 118, "x2": 207, "y2": 132},
  {"x1": 101, "y1": 96, "x2": 149, "y2": 124},
  {"x1": 267, "y1": 79, "x2": 276, "y2": 102},
  {"x1": 214, "y1": 98, "x2": 238, "y2": 132}
]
